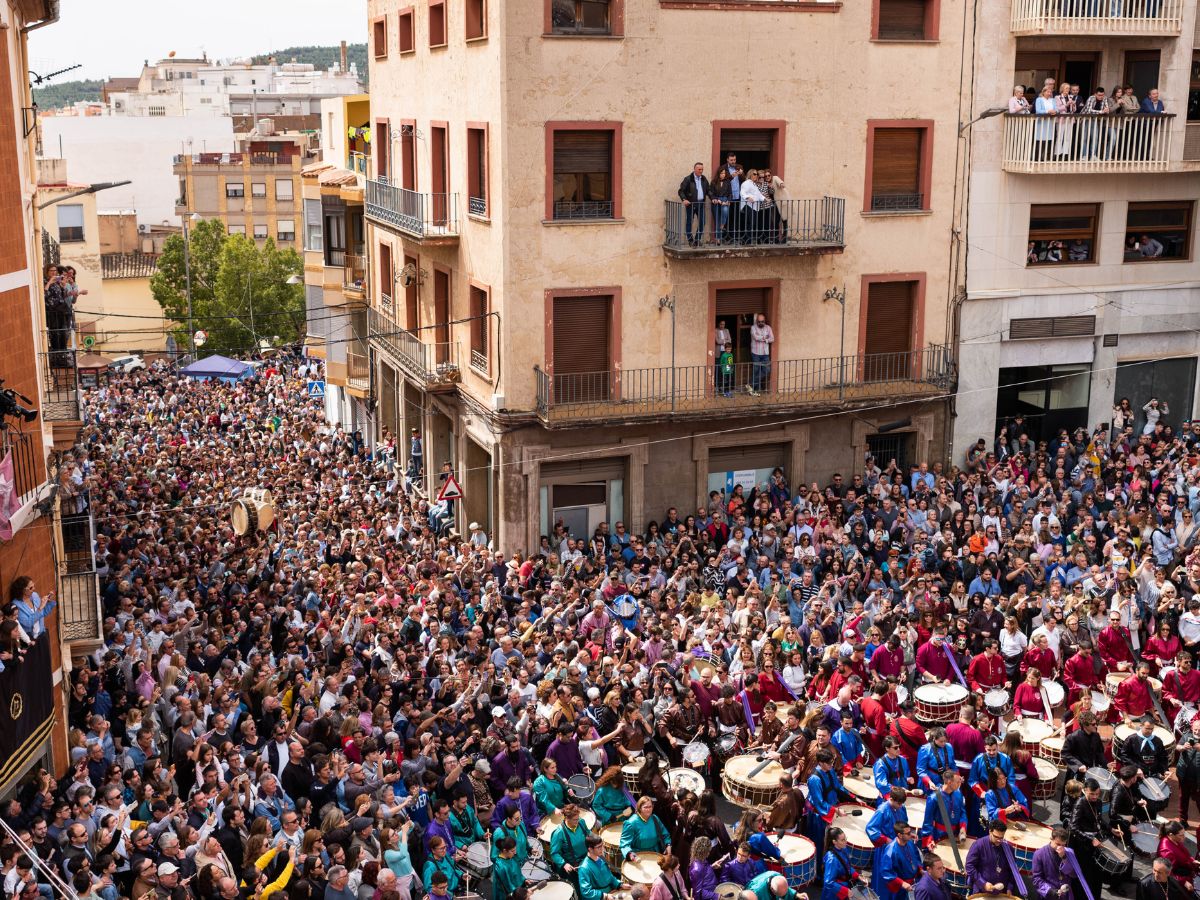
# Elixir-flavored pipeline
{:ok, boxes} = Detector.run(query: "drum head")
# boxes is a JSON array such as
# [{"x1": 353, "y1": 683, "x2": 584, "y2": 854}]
[
  {"x1": 622, "y1": 853, "x2": 664, "y2": 885},
  {"x1": 254, "y1": 500, "x2": 275, "y2": 530},
  {"x1": 567, "y1": 774, "x2": 596, "y2": 799},
  {"x1": 850, "y1": 887, "x2": 880, "y2": 900},
  {"x1": 1043, "y1": 681, "x2": 1065, "y2": 706},
  {"x1": 985, "y1": 688, "x2": 1009, "y2": 704},
  {"x1": 465, "y1": 842, "x2": 491, "y2": 869},
  {"x1": 1132, "y1": 830, "x2": 1159, "y2": 856},
  {"x1": 1090, "y1": 690, "x2": 1111, "y2": 712},
  {"x1": 531, "y1": 883, "x2": 575, "y2": 900},
  {"x1": 1007, "y1": 822, "x2": 1054, "y2": 851},
  {"x1": 522, "y1": 860, "x2": 552, "y2": 883},
  {"x1": 1139, "y1": 777, "x2": 1169, "y2": 802},
  {"x1": 1086, "y1": 766, "x2": 1116, "y2": 790},
  {"x1": 724, "y1": 754, "x2": 784, "y2": 784},
  {"x1": 668, "y1": 768, "x2": 706, "y2": 795},
  {"x1": 717, "y1": 733, "x2": 739, "y2": 753},
  {"x1": 895, "y1": 685, "x2": 909, "y2": 706},
  {"x1": 682, "y1": 742, "x2": 710, "y2": 765},
  {"x1": 716, "y1": 884, "x2": 742, "y2": 900},
  {"x1": 231, "y1": 500, "x2": 250, "y2": 535},
  {"x1": 601, "y1": 822, "x2": 623, "y2": 848},
  {"x1": 1033, "y1": 757, "x2": 1058, "y2": 780},
  {"x1": 1012, "y1": 717, "x2": 1053, "y2": 741},
  {"x1": 844, "y1": 776, "x2": 880, "y2": 801},
  {"x1": 934, "y1": 838, "x2": 973, "y2": 873},
  {"x1": 776, "y1": 834, "x2": 816, "y2": 864}
]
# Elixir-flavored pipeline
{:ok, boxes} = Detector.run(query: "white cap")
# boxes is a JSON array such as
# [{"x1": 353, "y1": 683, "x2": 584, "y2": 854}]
[{"x1": 492, "y1": 706, "x2": 505, "y2": 717}]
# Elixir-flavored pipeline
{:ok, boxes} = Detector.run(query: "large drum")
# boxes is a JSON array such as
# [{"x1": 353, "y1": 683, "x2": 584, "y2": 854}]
[
  {"x1": 914, "y1": 684, "x2": 969, "y2": 724},
  {"x1": 530, "y1": 884, "x2": 574, "y2": 900},
  {"x1": 778, "y1": 834, "x2": 817, "y2": 887},
  {"x1": 903, "y1": 796, "x2": 926, "y2": 832},
  {"x1": 243, "y1": 487, "x2": 273, "y2": 505},
  {"x1": 622, "y1": 853, "x2": 664, "y2": 887},
  {"x1": 537, "y1": 809, "x2": 597, "y2": 855},
  {"x1": 1031, "y1": 757, "x2": 1060, "y2": 800},
  {"x1": 1006, "y1": 822, "x2": 1055, "y2": 870},
  {"x1": 830, "y1": 805, "x2": 875, "y2": 869},
  {"x1": 984, "y1": 689, "x2": 1011, "y2": 719},
  {"x1": 1043, "y1": 680, "x2": 1066, "y2": 709},
  {"x1": 231, "y1": 497, "x2": 274, "y2": 534},
  {"x1": 600, "y1": 822, "x2": 624, "y2": 871},
  {"x1": 716, "y1": 885, "x2": 742, "y2": 900},
  {"x1": 933, "y1": 838, "x2": 973, "y2": 893},
  {"x1": 1105, "y1": 672, "x2": 1163, "y2": 697},
  {"x1": 1009, "y1": 718, "x2": 1054, "y2": 758},
  {"x1": 1039, "y1": 736, "x2": 1064, "y2": 767},
  {"x1": 843, "y1": 774, "x2": 880, "y2": 807},
  {"x1": 667, "y1": 767, "x2": 706, "y2": 796},
  {"x1": 722, "y1": 755, "x2": 784, "y2": 809},
  {"x1": 1113, "y1": 723, "x2": 1176, "y2": 755},
  {"x1": 622, "y1": 757, "x2": 667, "y2": 793}
]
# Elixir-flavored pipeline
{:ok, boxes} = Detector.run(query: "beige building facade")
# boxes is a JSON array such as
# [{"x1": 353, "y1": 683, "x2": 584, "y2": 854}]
[
  {"x1": 365, "y1": 0, "x2": 970, "y2": 548},
  {"x1": 955, "y1": 2, "x2": 1200, "y2": 455}
]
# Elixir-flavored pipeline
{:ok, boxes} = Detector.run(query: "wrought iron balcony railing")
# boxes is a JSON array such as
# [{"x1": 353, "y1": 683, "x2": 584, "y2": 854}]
[
  {"x1": 369, "y1": 307, "x2": 461, "y2": 387},
  {"x1": 663, "y1": 197, "x2": 845, "y2": 257},
  {"x1": 1011, "y1": 0, "x2": 1182, "y2": 34},
  {"x1": 365, "y1": 179, "x2": 459, "y2": 240}
]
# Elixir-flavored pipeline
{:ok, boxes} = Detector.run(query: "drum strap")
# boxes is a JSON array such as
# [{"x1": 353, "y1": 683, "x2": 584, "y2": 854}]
[
  {"x1": 661, "y1": 872, "x2": 687, "y2": 900},
  {"x1": 999, "y1": 842, "x2": 1027, "y2": 897},
  {"x1": 894, "y1": 723, "x2": 923, "y2": 755},
  {"x1": 1063, "y1": 849, "x2": 1096, "y2": 900}
]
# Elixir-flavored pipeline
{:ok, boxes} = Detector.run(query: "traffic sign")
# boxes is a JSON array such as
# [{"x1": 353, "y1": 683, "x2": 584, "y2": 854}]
[
  {"x1": 437, "y1": 474, "x2": 463, "y2": 501},
  {"x1": 307, "y1": 380, "x2": 325, "y2": 398}
]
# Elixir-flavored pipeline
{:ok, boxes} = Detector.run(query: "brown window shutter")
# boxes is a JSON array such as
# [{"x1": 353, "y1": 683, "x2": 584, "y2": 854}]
[
  {"x1": 719, "y1": 129, "x2": 775, "y2": 154},
  {"x1": 553, "y1": 295, "x2": 612, "y2": 401},
  {"x1": 715, "y1": 288, "x2": 769, "y2": 320},
  {"x1": 878, "y1": 0, "x2": 927, "y2": 39},
  {"x1": 553, "y1": 132, "x2": 612, "y2": 174},
  {"x1": 379, "y1": 243, "x2": 393, "y2": 303},
  {"x1": 872, "y1": 128, "x2": 922, "y2": 195},
  {"x1": 865, "y1": 281, "x2": 915, "y2": 359}
]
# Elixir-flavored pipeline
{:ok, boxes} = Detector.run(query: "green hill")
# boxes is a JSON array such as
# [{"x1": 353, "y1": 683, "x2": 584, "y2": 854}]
[
  {"x1": 32, "y1": 78, "x2": 102, "y2": 109},
  {"x1": 252, "y1": 44, "x2": 369, "y2": 84}
]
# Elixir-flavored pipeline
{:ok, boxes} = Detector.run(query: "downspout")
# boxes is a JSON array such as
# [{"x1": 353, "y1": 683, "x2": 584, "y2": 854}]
[{"x1": 20, "y1": 0, "x2": 60, "y2": 33}]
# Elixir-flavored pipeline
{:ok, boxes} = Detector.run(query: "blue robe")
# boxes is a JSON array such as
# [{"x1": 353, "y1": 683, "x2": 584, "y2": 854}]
[
  {"x1": 983, "y1": 784, "x2": 1029, "y2": 825},
  {"x1": 867, "y1": 803, "x2": 909, "y2": 894},
  {"x1": 821, "y1": 849, "x2": 858, "y2": 900},
  {"x1": 918, "y1": 790, "x2": 966, "y2": 845},
  {"x1": 873, "y1": 755, "x2": 913, "y2": 802},
  {"x1": 807, "y1": 768, "x2": 852, "y2": 853},
  {"x1": 916, "y1": 743, "x2": 957, "y2": 791},
  {"x1": 966, "y1": 751, "x2": 1016, "y2": 837},
  {"x1": 878, "y1": 840, "x2": 923, "y2": 900},
  {"x1": 746, "y1": 832, "x2": 782, "y2": 861},
  {"x1": 831, "y1": 728, "x2": 865, "y2": 768}
]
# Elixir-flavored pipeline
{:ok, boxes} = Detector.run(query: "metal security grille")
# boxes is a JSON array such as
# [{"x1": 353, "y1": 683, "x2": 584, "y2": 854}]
[{"x1": 867, "y1": 433, "x2": 914, "y2": 471}]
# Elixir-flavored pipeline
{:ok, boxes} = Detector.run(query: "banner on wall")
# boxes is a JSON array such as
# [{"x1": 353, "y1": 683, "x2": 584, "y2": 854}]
[{"x1": 0, "y1": 633, "x2": 54, "y2": 795}]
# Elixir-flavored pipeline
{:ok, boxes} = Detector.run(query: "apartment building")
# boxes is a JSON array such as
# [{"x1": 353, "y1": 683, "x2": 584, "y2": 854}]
[
  {"x1": 302, "y1": 95, "x2": 372, "y2": 429},
  {"x1": 954, "y1": 1, "x2": 1200, "y2": 454},
  {"x1": 364, "y1": 0, "x2": 970, "y2": 547},
  {"x1": 0, "y1": 0, "x2": 99, "y2": 804}
]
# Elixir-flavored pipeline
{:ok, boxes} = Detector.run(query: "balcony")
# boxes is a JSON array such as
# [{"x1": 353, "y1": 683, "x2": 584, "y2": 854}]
[
  {"x1": 347, "y1": 345, "x2": 371, "y2": 393},
  {"x1": 534, "y1": 345, "x2": 954, "y2": 425},
  {"x1": 343, "y1": 253, "x2": 368, "y2": 297},
  {"x1": 1002, "y1": 113, "x2": 1173, "y2": 174},
  {"x1": 3, "y1": 429, "x2": 41, "y2": 502},
  {"x1": 663, "y1": 198, "x2": 845, "y2": 259},
  {"x1": 1011, "y1": 0, "x2": 1182, "y2": 34},
  {"x1": 40, "y1": 338, "x2": 81, "y2": 422},
  {"x1": 57, "y1": 507, "x2": 100, "y2": 647},
  {"x1": 348, "y1": 151, "x2": 370, "y2": 175},
  {"x1": 369, "y1": 307, "x2": 461, "y2": 389},
  {"x1": 365, "y1": 179, "x2": 460, "y2": 243}
]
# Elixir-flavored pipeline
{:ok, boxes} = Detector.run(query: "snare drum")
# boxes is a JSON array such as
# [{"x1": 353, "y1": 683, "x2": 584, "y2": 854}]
[
  {"x1": 522, "y1": 859, "x2": 553, "y2": 884},
  {"x1": 1095, "y1": 839, "x2": 1132, "y2": 876},
  {"x1": 830, "y1": 805, "x2": 874, "y2": 869},
  {"x1": 567, "y1": 774, "x2": 596, "y2": 803},
  {"x1": 1086, "y1": 766, "x2": 1117, "y2": 799},
  {"x1": 984, "y1": 689, "x2": 1012, "y2": 718},
  {"x1": 716, "y1": 884, "x2": 742, "y2": 900},
  {"x1": 667, "y1": 767, "x2": 706, "y2": 796},
  {"x1": 850, "y1": 888, "x2": 880, "y2": 900},
  {"x1": 622, "y1": 757, "x2": 667, "y2": 793},
  {"x1": 622, "y1": 853, "x2": 664, "y2": 886},
  {"x1": 682, "y1": 742, "x2": 711, "y2": 767},
  {"x1": 600, "y1": 821, "x2": 624, "y2": 870},
  {"x1": 1031, "y1": 757, "x2": 1059, "y2": 800},
  {"x1": 721, "y1": 754, "x2": 784, "y2": 809},
  {"x1": 530, "y1": 881, "x2": 573, "y2": 900},
  {"x1": 1010, "y1": 718, "x2": 1054, "y2": 758},
  {"x1": 1139, "y1": 777, "x2": 1170, "y2": 804},
  {"x1": 715, "y1": 733, "x2": 741, "y2": 760},
  {"x1": 914, "y1": 684, "x2": 969, "y2": 724},
  {"x1": 1114, "y1": 723, "x2": 1176, "y2": 755},
  {"x1": 463, "y1": 842, "x2": 492, "y2": 878},
  {"x1": 1039, "y1": 736, "x2": 1064, "y2": 766},
  {"x1": 933, "y1": 838, "x2": 973, "y2": 893},
  {"x1": 1132, "y1": 830, "x2": 1159, "y2": 857},
  {"x1": 1043, "y1": 681, "x2": 1066, "y2": 709},
  {"x1": 1006, "y1": 821, "x2": 1054, "y2": 870},
  {"x1": 843, "y1": 774, "x2": 880, "y2": 807},
  {"x1": 778, "y1": 834, "x2": 817, "y2": 888},
  {"x1": 1090, "y1": 690, "x2": 1111, "y2": 715}
]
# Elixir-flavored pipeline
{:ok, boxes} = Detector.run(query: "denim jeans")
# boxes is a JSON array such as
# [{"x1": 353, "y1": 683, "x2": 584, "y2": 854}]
[
  {"x1": 685, "y1": 202, "x2": 706, "y2": 244},
  {"x1": 713, "y1": 203, "x2": 730, "y2": 241},
  {"x1": 751, "y1": 352, "x2": 771, "y2": 391}
]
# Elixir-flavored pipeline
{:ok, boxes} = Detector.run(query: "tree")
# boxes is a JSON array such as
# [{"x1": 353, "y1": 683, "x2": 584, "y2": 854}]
[{"x1": 151, "y1": 219, "x2": 304, "y2": 358}]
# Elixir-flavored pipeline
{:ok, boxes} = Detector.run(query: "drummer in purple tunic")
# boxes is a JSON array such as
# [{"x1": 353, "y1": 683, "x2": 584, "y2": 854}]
[
  {"x1": 1031, "y1": 827, "x2": 1081, "y2": 900},
  {"x1": 965, "y1": 820, "x2": 1020, "y2": 895},
  {"x1": 912, "y1": 854, "x2": 953, "y2": 900}
]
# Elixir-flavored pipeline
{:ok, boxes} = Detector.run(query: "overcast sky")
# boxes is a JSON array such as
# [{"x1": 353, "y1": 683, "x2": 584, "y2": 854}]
[{"x1": 29, "y1": 0, "x2": 368, "y2": 81}]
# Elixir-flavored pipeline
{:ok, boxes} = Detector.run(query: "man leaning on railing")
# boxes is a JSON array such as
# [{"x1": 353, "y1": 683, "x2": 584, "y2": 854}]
[{"x1": 677, "y1": 163, "x2": 710, "y2": 247}]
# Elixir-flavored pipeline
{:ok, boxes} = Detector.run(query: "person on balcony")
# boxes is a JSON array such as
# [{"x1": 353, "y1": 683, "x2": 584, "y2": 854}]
[
  {"x1": 1008, "y1": 85, "x2": 1031, "y2": 115},
  {"x1": 10, "y1": 576, "x2": 56, "y2": 641},
  {"x1": 1140, "y1": 88, "x2": 1165, "y2": 114},
  {"x1": 710, "y1": 169, "x2": 734, "y2": 244},
  {"x1": 677, "y1": 163, "x2": 710, "y2": 248},
  {"x1": 748, "y1": 314, "x2": 774, "y2": 396}
]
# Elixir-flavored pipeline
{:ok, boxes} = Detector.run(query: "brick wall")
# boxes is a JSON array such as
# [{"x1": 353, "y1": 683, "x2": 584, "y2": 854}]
[{"x1": 0, "y1": 26, "x2": 27, "y2": 276}]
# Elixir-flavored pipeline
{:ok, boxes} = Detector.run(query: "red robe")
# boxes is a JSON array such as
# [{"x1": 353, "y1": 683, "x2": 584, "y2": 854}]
[
  {"x1": 758, "y1": 671, "x2": 793, "y2": 704},
  {"x1": 1142, "y1": 635, "x2": 1182, "y2": 675},
  {"x1": 1159, "y1": 836, "x2": 1200, "y2": 893},
  {"x1": 1114, "y1": 674, "x2": 1154, "y2": 721},
  {"x1": 946, "y1": 722, "x2": 985, "y2": 770},
  {"x1": 1012, "y1": 683, "x2": 1047, "y2": 719},
  {"x1": 1020, "y1": 647, "x2": 1057, "y2": 679},
  {"x1": 868, "y1": 645, "x2": 905, "y2": 680},
  {"x1": 1163, "y1": 668, "x2": 1200, "y2": 720},
  {"x1": 827, "y1": 670, "x2": 854, "y2": 699},
  {"x1": 967, "y1": 653, "x2": 1006, "y2": 692},
  {"x1": 1098, "y1": 625, "x2": 1135, "y2": 671},
  {"x1": 861, "y1": 696, "x2": 888, "y2": 759},
  {"x1": 888, "y1": 715, "x2": 927, "y2": 777},
  {"x1": 1063, "y1": 652, "x2": 1105, "y2": 703}
]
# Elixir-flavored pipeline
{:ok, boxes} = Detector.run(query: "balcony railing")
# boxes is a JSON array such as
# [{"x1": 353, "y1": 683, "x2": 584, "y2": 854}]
[
  {"x1": 469, "y1": 196, "x2": 487, "y2": 217},
  {"x1": 365, "y1": 179, "x2": 460, "y2": 241},
  {"x1": 663, "y1": 197, "x2": 846, "y2": 258},
  {"x1": 59, "y1": 570, "x2": 101, "y2": 643},
  {"x1": 40, "y1": 333, "x2": 80, "y2": 421},
  {"x1": 327, "y1": 248, "x2": 347, "y2": 268},
  {"x1": 1011, "y1": 0, "x2": 1182, "y2": 34},
  {"x1": 1003, "y1": 112, "x2": 1174, "y2": 173},
  {"x1": 344, "y1": 253, "x2": 368, "y2": 293},
  {"x1": 3, "y1": 429, "x2": 41, "y2": 502},
  {"x1": 535, "y1": 345, "x2": 954, "y2": 423},
  {"x1": 870, "y1": 193, "x2": 925, "y2": 212},
  {"x1": 554, "y1": 200, "x2": 614, "y2": 220},
  {"x1": 348, "y1": 151, "x2": 370, "y2": 175},
  {"x1": 173, "y1": 152, "x2": 287, "y2": 166},
  {"x1": 369, "y1": 307, "x2": 461, "y2": 387},
  {"x1": 347, "y1": 345, "x2": 370, "y2": 390}
]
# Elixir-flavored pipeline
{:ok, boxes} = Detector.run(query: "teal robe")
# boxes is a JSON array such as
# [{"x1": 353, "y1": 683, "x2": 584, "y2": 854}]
[
  {"x1": 493, "y1": 854, "x2": 526, "y2": 900},
  {"x1": 423, "y1": 855, "x2": 461, "y2": 893},
  {"x1": 550, "y1": 821, "x2": 590, "y2": 877},
  {"x1": 592, "y1": 785, "x2": 632, "y2": 826},
  {"x1": 534, "y1": 774, "x2": 567, "y2": 814},
  {"x1": 492, "y1": 821, "x2": 530, "y2": 865},
  {"x1": 579, "y1": 855, "x2": 622, "y2": 900},
  {"x1": 619, "y1": 813, "x2": 669, "y2": 859}
]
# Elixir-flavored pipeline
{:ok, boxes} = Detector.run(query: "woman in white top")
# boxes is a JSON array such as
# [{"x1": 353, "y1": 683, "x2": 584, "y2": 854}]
[
  {"x1": 1033, "y1": 85, "x2": 1057, "y2": 160},
  {"x1": 1009, "y1": 85, "x2": 1031, "y2": 114},
  {"x1": 1142, "y1": 397, "x2": 1168, "y2": 435},
  {"x1": 739, "y1": 170, "x2": 766, "y2": 243}
]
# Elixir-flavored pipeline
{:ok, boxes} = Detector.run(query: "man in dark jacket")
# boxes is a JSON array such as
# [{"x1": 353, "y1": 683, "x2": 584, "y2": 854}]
[{"x1": 677, "y1": 163, "x2": 710, "y2": 247}]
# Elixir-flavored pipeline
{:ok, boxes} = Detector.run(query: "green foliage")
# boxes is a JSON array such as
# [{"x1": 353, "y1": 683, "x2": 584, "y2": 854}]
[
  {"x1": 251, "y1": 44, "x2": 369, "y2": 85},
  {"x1": 32, "y1": 79, "x2": 103, "y2": 109},
  {"x1": 150, "y1": 219, "x2": 304, "y2": 358}
]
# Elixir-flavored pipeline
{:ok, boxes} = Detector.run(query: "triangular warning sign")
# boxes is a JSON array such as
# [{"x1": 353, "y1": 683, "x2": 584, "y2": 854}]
[{"x1": 437, "y1": 474, "x2": 464, "y2": 501}]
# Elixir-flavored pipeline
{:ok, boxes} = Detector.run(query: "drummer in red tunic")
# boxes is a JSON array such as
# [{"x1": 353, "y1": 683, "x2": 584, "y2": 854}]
[
  {"x1": 1019, "y1": 633, "x2": 1058, "y2": 681},
  {"x1": 1163, "y1": 651, "x2": 1200, "y2": 723},
  {"x1": 915, "y1": 630, "x2": 955, "y2": 685},
  {"x1": 967, "y1": 641, "x2": 1007, "y2": 730},
  {"x1": 1063, "y1": 641, "x2": 1106, "y2": 705},
  {"x1": 1097, "y1": 611, "x2": 1136, "y2": 674},
  {"x1": 862, "y1": 682, "x2": 891, "y2": 760},
  {"x1": 869, "y1": 635, "x2": 906, "y2": 683},
  {"x1": 1114, "y1": 661, "x2": 1157, "y2": 726}
]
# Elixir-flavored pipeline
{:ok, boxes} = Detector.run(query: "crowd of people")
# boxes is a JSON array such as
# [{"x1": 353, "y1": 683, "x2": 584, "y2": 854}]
[
  {"x1": 2, "y1": 354, "x2": 1200, "y2": 900},
  {"x1": 674, "y1": 155, "x2": 791, "y2": 247}
]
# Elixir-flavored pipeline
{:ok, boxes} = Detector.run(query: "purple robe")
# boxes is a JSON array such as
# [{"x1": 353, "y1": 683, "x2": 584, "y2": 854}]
[
  {"x1": 425, "y1": 817, "x2": 457, "y2": 852},
  {"x1": 490, "y1": 749, "x2": 535, "y2": 794},
  {"x1": 546, "y1": 737, "x2": 584, "y2": 780},
  {"x1": 1031, "y1": 844, "x2": 1077, "y2": 900},
  {"x1": 913, "y1": 873, "x2": 952, "y2": 900},
  {"x1": 690, "y1": 859, "x2": 718, "y2": 900},
  {"x1": 490, "y1": 791, "x2": 541, "y2": 831},
  {"x1": 721, "y1": 857, "x2": 766, "y2": 886},
  {"x1": 965, "y1": 837, "x2": 1018, "y2": 894}
]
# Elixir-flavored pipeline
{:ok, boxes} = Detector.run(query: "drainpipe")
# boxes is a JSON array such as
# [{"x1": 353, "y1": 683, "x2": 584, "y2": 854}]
[{"x1": 20, "y1": 0, "x2": 60, "y2": 33}]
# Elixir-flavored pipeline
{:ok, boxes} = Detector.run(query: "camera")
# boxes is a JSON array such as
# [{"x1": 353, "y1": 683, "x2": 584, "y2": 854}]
[{"x1": 0, "y1": 379, "x2": 36, "y2": 424}]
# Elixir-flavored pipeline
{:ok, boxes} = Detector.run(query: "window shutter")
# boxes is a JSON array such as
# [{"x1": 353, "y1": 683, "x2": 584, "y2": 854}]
[
  {"x1": 878, "y1": 0, "x2": 927, "y2": 39},
  {"x1": 872, "y1": 129, "x2": 922, "y2": 194},
  {"x1": 720, "y1": 129, "x2": 775, "y2": 154},
  {"x1": 379, "y1": 244, "x2": 393, "y2": 305},
  {"x1": 554, "y1": 132, "x2": 612, "y2": 173},
  {"x1": 865, "y1": 281, "x2": 915, "y2": 356},
  {"x1": 1009, "y1": 316, "x2": 1096, "y2": 339},
  {"x1": 553, "y1": 297, "x2": 611, "y2": 374},
  {"x1": 715, "y1": 288, "x2": 769, "y2": 320}
]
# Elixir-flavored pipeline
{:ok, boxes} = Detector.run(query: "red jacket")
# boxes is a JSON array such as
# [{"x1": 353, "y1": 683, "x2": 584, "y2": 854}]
[
  {"x1": 861, "y1": 697, "x2": 888, "y2": 758},
  {"x1": 1098, "y1": 625, "x2": 1135, "y2": 671},
  {"x1": 1020, "y1": 647, "x2": 1057, "y2": 679},
  {"x1": 967, "y1": 653, "x2": 1006, "y2": 692},
  {"x1": 1063, "y1": 652, "x2": 1104, "y2": 691},
  {"x1": 888, "y1": 716, "x2": 928, "y2": 776},
  {"x1": 1114, "y1": 675, "x2": 1154, "y2": 719}
]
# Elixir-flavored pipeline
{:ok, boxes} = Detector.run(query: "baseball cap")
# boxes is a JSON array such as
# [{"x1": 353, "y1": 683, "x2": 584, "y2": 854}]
[{"x1": 158, "y1": 863, "x2": 179, "y2": 876}]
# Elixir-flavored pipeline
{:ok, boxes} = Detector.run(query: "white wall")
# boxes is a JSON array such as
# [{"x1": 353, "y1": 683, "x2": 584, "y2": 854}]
[{"x1": 40, "y1": 116, "x2": 236, "y2": 226}]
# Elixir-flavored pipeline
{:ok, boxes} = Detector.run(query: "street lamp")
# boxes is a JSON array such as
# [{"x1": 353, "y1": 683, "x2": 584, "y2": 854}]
[
  {"x1": 182, "y1": 212, "x2": 200, "y2": 357},
  {"x1": 36, "y1": 180, "x2": 132, "y2": 210},
  {"x1": 958, "y1": 107, "x2": 1007, "y2": 136},
  {"x1": 823, "y1": 285, "x2": 846, "y2": 400}
]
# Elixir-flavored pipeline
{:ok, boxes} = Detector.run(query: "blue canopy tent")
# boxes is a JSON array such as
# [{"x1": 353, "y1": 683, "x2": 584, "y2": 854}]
[{"x1": 180, "y1": 354, "x2": 255, "y2": 383}]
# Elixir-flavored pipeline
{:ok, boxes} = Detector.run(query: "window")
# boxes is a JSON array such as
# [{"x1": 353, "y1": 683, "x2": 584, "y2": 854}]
[
  {"x1": 251, "y1": 182, "x2": 267, "y2": 198},
  {"x1": 373, "y1": 17, "x2": 388, "y2": 58},
  {"x1": 399, "y1": 8, "x2": 416, "y2": 52},
  {"x1": 277, "y1": 219, "x2": 296, "y2": 242},
  {"x1": 400, "y1": 122, "x2": 415, "y2": 189},
  {"x1": 1124, "y1": 51, "x2": 1160, "y2": 105},
  {"x1": 862, "y1": 278, "x2": 918, "y2": 381},
  {"x1": 551, "y1": 0, "x2": 611, "y2": 34},
  {"x1": 875, "y1": 0, "x2": 937, "y2": 41},
  {"x1": 148, "y1": 105, "x2": 166, "y2": 117},
  {"x1": 714, "y1": 124, "x2": 784, "y2": 176},
  {"x1": 1027, "y1": 203, "x2": 1098, "y2": 265},
  {"x1": 200, "y1": 97, "x2": 213, "y2": 105},
  {"x1": 228, "y1": 224, "x2": 246, "y2": 236},
  {"x1": 865, "y1": 122, "x2": 932, "y2": 212},
  {"x1": 548, "y1": 125, "x2": 621, "y2": 220},
  {"x1": 1190, "y1": 52, "x2": 1200, "y2": 122},
  {"x1": 56, "y1": 204, "x2": 84, "y2": 243},
  {"x1": 226, "y1": 181, "x2": 245, "y2": 199},
  {"x1": 275, "y1": 179, "x2": 294, "y2": 201},
  {"x1": 470, "y1": 284, "x2": 489, "y2": 372},
  {"x1": 377, "y1": 121, "x2": 391, "y2": 181},
  {"x1": 304, "y1": 199, "x2": 324, "y2": 251},
  {"x1": 1125, "y1": 201, "x2": 1193, "y2": 261},
  {"x1": 467, "y1": 126, "x2": 489, "y2": 217},
  {"x1": 253, "y1": 224, "x2": 268, "y2": 239},
  {"x1": 379, "y1": 243, "x2": 394, "y2": 313},
  {"x1": 430, "y1": 1, "x2": 447, "y2": 47},
  {"x1": 466, "y1": 0, "x2": 486, "y2": 38},
  {"x1": 551, "y1": 294, "x2": 613, "y2": 401}
]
